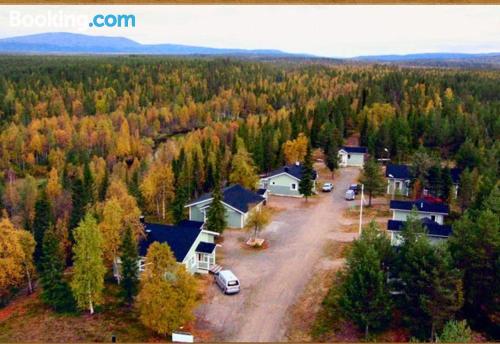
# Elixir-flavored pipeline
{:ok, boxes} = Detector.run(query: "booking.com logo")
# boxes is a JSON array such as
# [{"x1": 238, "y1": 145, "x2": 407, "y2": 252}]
[
  {"x1": 88, "y1": 14, "x2": 135, "y2": 28},
  {"x1": 9, "y1": 11, "x2": 135, "y2": 29}
]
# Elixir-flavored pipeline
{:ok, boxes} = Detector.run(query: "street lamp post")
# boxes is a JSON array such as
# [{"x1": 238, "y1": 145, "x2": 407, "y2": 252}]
[
  {"x1": 388, "y1": 173, "x2": 395, "y2": 200},
  {"x1": 359, "y1": 183, "x2": 364, "y2": 235}
]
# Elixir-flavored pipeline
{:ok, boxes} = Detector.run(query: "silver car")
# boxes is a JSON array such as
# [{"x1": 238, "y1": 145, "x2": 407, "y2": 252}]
[
  {"x1": 322, "y1": 182, "x2": 334, "y2": 192},
  {"x1": 215, "y1": 270, "x2": 240, "y2": 294},
  {"x1": 345, "y1": 189, "x2": 356, "y2": 200}
]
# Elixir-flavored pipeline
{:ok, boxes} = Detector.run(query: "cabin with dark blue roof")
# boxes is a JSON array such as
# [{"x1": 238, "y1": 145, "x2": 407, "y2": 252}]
[
  {"x1": 390, "y1": 199, "x2": 449, "y2": 225},
  {"x1": 387, "y1": 218, "x2": 452, "y2": 246},
  {"x1": 258, "y1": 162, "x2": 318, "y2": 198},
  {"x1": 338, "y1": 146, "x2": 367, "y2": 167},
  {"x1": 132, "y1": 219, "x2": 219, "y2": 274},
  {"x1": 386, "y1": 164, "x2": 412, "y2": 196},
  {"x1": 185, "y1": 184, "x2": 265, "y2": 229}
]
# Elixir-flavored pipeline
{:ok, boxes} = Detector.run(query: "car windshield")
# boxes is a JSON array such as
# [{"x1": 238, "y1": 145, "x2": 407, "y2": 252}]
[{"x1": 228, "y1": 280, "x2": 239, "y2": 286}]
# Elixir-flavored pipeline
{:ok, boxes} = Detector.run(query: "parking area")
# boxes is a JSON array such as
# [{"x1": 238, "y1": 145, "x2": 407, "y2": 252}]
[{"x1": 194, "y1": 166, "x2": 361, "y2": 342}]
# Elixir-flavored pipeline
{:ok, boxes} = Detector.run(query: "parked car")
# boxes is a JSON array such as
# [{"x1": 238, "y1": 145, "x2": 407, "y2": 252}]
[
  {"x1": 215, "y1": 270, "x2": 240, "y2": 294},
  {"x1": 349, "y1": 184, "x2": 361, "y2": 195},
  {"x1": 345, "y1": 189, "x2": 356, "y2": 201},
  {"x1": 322, "y1": 182, "x2": 334, "y2": 192}
]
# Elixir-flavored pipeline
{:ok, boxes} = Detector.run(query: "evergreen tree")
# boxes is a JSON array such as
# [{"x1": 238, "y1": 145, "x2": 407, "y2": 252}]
[
  {"x1": 359, "y1": 158, "x2": 385, "y2": 206},
  {"x1": 83, "y1": 161, "x2": 94, "y2": 205},
  {"x1": 98, "y1": 167, "x2": 109, "y2": 202},
  {"x1": 339, "y1": 222, "x2": 393, "y2": 338},
  {"x1": 120, "y1": 225, "x2": 139, "y2": 305},
  {"x1": 39, "y1": 228, "x2": 75, "y2": 312},
  {"x1": 397, "y1": 213, "x2": 463, "y2": 340},
  {"x1": 441, "y1": 167, "x2": 453, "y2": 201},
  {"x1": 71, "y1": 213, "x2": 106, "y2": 314},
  {"x1": 69, "y1": 178, "x2": 85, "y2": 241},
  {"x1": 325, "y1": 137, "x2": 339, "y2": 178},
  {"x1": 171, "y1": 181, "x2": 189, "y2": 224},
  {"x1": 458, "y1": 169, "x2": 478, "y2": 214},
  {"x1": 205, "y1": 176, "x2": 227, "y2": 234},
  {"x1": 33, "y1": 189, "x2": 52, "y2": 265},
  {"x1": 448, "y1": 206, "x2": 499, "y2": 332},
  {"x1": 299, "y1": 144, "x2": 314, "y2": 201},
  {"x1": 61, "y1": 163, "x2": 71, "y2": 190},
  {"x1": 437, "y1": 320, "x2": 473, "y2": 343},
  {"x1": 128, "y1": 169, "x2": 144, "y2": 210}
]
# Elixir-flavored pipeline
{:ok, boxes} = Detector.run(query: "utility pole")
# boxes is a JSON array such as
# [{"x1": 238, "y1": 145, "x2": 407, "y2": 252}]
[{"x1": 359, "y1": 183, "x2": 364, "y2": 235}]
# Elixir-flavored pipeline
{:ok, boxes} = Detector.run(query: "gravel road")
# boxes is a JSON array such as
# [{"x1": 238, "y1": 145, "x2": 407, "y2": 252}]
[{"x1": 195, "y1": 166, "x2": 361, "y2": 342}]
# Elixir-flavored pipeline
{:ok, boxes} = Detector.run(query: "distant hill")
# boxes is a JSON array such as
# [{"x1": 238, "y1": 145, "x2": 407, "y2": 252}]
[
  {"x1": 350, "y1": 52, "x2": 500, "y2": 68},
  {"x1": 352, "y1": 52, "x2": 500, "y2": 62},
  {"x1": 0, "y1": 32, "x2": 313, "y2": 57},
  {"x1": 2, "y1": 32, "x2": 500, "y2": 68}
]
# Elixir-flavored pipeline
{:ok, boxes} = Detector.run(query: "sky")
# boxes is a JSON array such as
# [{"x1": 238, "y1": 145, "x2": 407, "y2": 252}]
[{"x1": 1, "y1": 5, "x2": 500, "y2": 58}]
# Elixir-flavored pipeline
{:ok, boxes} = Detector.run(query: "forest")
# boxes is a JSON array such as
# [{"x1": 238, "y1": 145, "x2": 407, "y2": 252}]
[{"x1": 0, "y1": 56, "x2": 498, "y2": 341}]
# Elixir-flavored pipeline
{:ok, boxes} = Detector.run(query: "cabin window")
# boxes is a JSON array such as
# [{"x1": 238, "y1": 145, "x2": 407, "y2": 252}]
[
  {"x1": 431, "y1": 215, "x2": 436, "y2": 222},
  {"x1": 291, "y1": 183, "x2": 297, "y2": 190},
  {"x1": 348, "y1": 154, "x2": 351, "y2": 159}
]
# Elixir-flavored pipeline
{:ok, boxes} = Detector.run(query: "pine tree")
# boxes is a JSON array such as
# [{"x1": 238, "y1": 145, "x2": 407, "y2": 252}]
[
  {"x1": 172, "y1": 181, "x2": 189, "y2": 224},
  {"x1": 71, "y1": 213, "x2": 106, "y2": 314},
  {"x1": 359, "y1": 158, "x2": 385, "y2": 207},
  {"x1": 69, "y1": 178, "x2": 85, "y2": 241},
  {"x1": 458, "y1": 169, "x2": 477, "y2": 214},
  {"x1": 339, "y1": 222, "x2": 393, "y2": 338},
  {"x1": 397, "y1": 213, "x2": 463, "y2": 340},
  {"x1": 39, "y1": 228, "x2": 75, "y2": 312},
  {"x1": 325, "y1": 137, "x2": 339, "y2": 178},
  {"x1": 33, "y1": 189, "x2": 52, "y2": 265},
  {"x1": 83, "y1": 161, "x2": 94, "y2": 205},
  {"x1": 98, "y1": 167, "x2": 109, "y2": 202},
  {"x1": 120, "y1": 225, "x2": 139, "y2": 305},
  {"x1": 441, "y1": 167, "x2": 453, "y2": 201},
  {"x1": 438, "y1": 320, "x2": 473, "y2": 343},
  {"x1": 299, "y1": 144, "x2": 314, "y2": 201},
  {"x1": 448, "y1": 206, "x2": 499, "y2": 331},
  {"x1": 205, "y1": 176, "x2": 227, "y2": 234}
]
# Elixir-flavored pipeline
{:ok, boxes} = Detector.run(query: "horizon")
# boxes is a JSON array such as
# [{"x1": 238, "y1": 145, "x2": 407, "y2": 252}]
[
  {"x1": 3, "y1": 31, "x2": 500, "y2": 59},
  {"x1": 1, "y1": 5, "x2": 500, "y2": 58}
]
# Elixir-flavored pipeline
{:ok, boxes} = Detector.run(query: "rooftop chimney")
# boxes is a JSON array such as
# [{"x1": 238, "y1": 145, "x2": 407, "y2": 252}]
[
  {"x1": 139, "y1": 215, "x2": 145, "y2": 224},
  {"x1": 295, "y1": 161, "x2": 300, "y2": 166}
]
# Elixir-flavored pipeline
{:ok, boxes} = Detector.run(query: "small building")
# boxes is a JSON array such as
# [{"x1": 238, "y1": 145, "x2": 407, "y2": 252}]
[
  {"x1": 338, "y1": 146, "x2": 368, "y2": 167},
  {"x1": 389, "y1": 199, "x2": 449, "y2": 225},
  {"x1": 386, "y1": 164, "x2": 412, "y2": 197},
  {"x1": 185, "y1": 184, "x2": 265, "y2": 229},
  {"x1": 387, "y1": 218, "x2": 452, "y2": 246},
  {"x1": 258, "y1": 163, "x2": 318, "y2": 197},
  {"x1": 113, "y1": 220, "x2": 219, "y2": 276}
]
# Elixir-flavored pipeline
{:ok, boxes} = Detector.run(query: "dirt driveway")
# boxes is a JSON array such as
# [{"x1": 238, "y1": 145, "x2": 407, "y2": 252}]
[{"x1": 195, "y1": 166, "x2": 362, "y2": 342}]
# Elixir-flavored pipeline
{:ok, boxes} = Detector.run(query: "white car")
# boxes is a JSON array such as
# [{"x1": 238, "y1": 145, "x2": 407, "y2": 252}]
[
  {"x1": 215, "y1": 270, "x2": 240, "y2": 295},
  {"x1": 322, "y1": 182, "x2": 334, "y2": 192}
]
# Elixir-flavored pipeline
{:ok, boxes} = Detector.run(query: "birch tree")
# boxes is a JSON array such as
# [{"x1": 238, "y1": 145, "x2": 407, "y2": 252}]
[{"x1": 71, "y1": 213, "x2": 106, "y2": 315}]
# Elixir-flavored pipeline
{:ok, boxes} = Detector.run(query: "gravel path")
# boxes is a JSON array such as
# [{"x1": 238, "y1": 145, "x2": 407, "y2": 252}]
[{"x1": 195, "y1": 166, "x2": 361, "y2": 342}]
